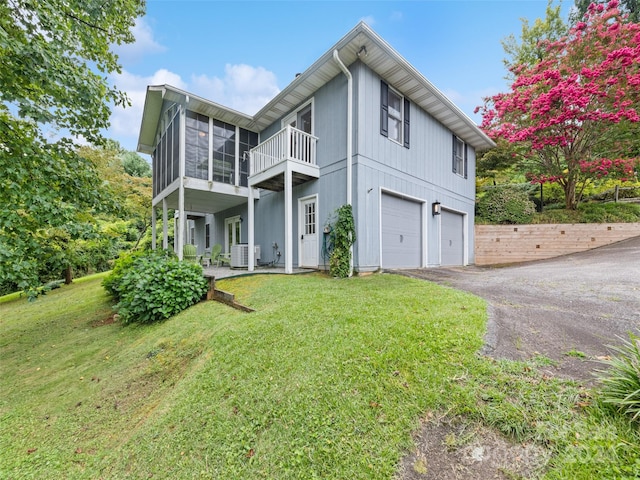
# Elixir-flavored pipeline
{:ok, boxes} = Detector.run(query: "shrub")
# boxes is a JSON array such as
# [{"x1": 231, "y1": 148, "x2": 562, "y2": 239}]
[
  {"x1": 595, "y1": 333, "x2": 640, "y2": 423},
  {"x1": 328, "y1": 204, "x2": 356, "y2": 278},
  {"x1": 102, "y1": 249, "x2": 146, "y2": 299},
  {"x1": 106, "y1": 251, "x2": 207, "y2": 324},
  {"x1": 476, "y1": 186, "x2": 536, "y2": 224}
]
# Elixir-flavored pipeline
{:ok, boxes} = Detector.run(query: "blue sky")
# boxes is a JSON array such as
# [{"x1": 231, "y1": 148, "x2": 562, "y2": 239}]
[{"x1": 109, "y1": 0, "x2": 572, "y2": 154}]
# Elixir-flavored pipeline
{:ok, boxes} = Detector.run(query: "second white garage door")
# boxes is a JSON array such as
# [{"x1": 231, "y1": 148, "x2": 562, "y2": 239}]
[
  {"x1": 381, "y1": 193, "x2": 422, "y2": 268},
  {"x1": 440, "y1": 210, "x2": 465, "y2": 266}
]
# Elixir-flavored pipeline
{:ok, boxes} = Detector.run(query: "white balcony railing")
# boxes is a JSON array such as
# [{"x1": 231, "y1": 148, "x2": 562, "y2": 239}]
[{"x1": 250, "y1": 125, "x2": 318, "y2": 177}]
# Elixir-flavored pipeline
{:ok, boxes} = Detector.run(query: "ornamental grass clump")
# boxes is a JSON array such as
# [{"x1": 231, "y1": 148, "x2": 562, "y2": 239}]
[
  {"x1": 103, "y1": 250, "x2": 207, "y2": 324},
  {"x1": 595, "y1": 333, "x2": 640, "y2": 423}
]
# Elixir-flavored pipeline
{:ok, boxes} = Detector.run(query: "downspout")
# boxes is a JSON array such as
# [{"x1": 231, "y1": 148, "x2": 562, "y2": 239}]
[
  {"x1": 333, "y1": 49, "x2": 354, "y2": 276},
  {"x1": 333, "y1": 49, "x2": 352, "y2": 206}
]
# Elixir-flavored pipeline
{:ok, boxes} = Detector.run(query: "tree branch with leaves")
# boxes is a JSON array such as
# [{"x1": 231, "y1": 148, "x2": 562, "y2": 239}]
[
  {"x1": 479, "y1": 0, "x2": 640, "y2": 209},
  {"x1": 0, "y1": 0, "x2": 145, "y2": 297}
]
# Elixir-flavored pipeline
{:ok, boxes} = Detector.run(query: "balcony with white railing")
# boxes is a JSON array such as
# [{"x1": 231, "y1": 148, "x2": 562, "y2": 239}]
[{"x1": 249, "y1": 125, "x2": 319, "y2": 191}]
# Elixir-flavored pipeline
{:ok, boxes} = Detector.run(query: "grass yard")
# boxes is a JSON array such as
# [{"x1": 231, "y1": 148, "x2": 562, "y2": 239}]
[{"x1": 1, "y1": 273, "x2": 639, "y2": 479}]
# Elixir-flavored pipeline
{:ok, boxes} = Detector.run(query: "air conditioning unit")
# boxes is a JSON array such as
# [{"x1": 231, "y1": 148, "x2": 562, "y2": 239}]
[{"x1": 230, "y1": 244, "x2": 261, "y2": 268}]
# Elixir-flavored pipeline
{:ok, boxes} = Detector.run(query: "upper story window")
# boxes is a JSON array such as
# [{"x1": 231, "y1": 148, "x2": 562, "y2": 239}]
[
  {"x1": 239, "y1": 129, "x2": 259, "y2": 186},
  {"x1": 380, "y1": 80, "x2": 410, "y2": 148},
  {"x1": 152, "y1": 106, "x2": 180, "y2": 197},
  {"x1": 283, "y1": 99, "x2": 313, "y2": 134},
  {"x1": 185, "y1": 111, "x2": 209, "y2": 180},
  {"x1": 212, "y1": 119, "x2": 236, "y2": 184},
  {"x1": 452, "y1": 135, "x2": 468, "y2": 178}
]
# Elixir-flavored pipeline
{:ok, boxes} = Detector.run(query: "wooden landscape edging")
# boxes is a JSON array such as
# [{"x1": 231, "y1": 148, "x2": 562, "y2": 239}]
[
  {"x1": 475, "y1": 223, "x2": 640, "y2": 266},
  {"x1": 204, "y1": 275, "x2": 255, "y2": 312}
]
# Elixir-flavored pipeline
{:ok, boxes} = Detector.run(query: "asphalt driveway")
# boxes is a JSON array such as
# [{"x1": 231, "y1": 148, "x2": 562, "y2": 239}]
[{"x1": 398, "y1": 235, "x2": 640, "y2": 382}]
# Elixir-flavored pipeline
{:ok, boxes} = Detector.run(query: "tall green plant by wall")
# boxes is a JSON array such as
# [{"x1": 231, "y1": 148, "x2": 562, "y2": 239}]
[{"x1": 329, "y1": 204, "x2": 356, "y2": 278}]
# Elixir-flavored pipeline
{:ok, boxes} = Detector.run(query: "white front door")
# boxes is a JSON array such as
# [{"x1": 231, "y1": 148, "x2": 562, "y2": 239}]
[
  {"x1": 224, "y1": 215, "x2": 242, "y2": 254},
  {"x1": 299, "y1": 196, "x2": 318, "y2": 268}
]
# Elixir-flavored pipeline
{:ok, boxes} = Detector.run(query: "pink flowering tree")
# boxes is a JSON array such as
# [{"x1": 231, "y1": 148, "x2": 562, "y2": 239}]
[{"x1": 479, "y1": 0, "x2": 640, "y2": 209}]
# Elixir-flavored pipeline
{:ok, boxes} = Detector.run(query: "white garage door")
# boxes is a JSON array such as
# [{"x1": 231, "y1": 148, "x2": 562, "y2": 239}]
[
  {"x1": 381, "y1": 193, "x2": 422, "y2": 268},
  {"x1": 441, "y1": 210, "x2": 465, "y2": 266}
]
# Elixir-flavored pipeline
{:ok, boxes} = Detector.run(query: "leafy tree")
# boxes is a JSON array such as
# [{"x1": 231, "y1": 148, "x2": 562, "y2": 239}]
[
  {"x1": 572, "y1": 0, "x2": 640, "y2": 23},
  {"x1": 0, "y1": 0, "x2": 144, "y2": 141},
  {"x1": 79, "y1": 145, "x2": 152, "y2": 249},
  {"x1": 479, "y1": 0, "x2": 640, "y2": 210},
  {"x1": 501, "y1": 0, "x2": 568, "y2": 75},
  {"x1": 0, "y1": 118, "x2": 113, "y2": 296},
  {"x1": 121, "y1": 151, "x2": 152, "y2": 178},
  {"x1": 0, "y1": 0, "x2": 144, "y2": 296}
]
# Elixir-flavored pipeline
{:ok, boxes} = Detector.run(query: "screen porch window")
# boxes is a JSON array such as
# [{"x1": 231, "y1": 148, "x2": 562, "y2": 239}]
[
  {"x1": 239, "y1": 128, "x2": 259, "y2": 187},
  {"x1": 213, "y1": 120, "x2": 236, "y2": 184},
  {"x1": 185, "y1": 111, "x2": 209, "y2": 180}
]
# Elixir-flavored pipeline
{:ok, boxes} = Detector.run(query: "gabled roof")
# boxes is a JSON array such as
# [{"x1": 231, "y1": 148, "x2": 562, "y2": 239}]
[{"x1": 138, "y1": 22, "x2": 495, "y2": 154}]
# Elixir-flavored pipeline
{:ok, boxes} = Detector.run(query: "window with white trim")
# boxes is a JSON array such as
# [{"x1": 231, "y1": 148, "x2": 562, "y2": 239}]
[
  {"x1": 452, "y1": 135, "x2": 468, "y2": 178},
  {"x1": 380, "y1": 80, "x2": 410, "y2": 148}
]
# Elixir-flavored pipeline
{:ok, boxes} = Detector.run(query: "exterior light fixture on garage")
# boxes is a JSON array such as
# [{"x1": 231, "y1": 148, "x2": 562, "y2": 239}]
[{"x1": 432, "y1": 201, "x2": 441, "y2": 216}]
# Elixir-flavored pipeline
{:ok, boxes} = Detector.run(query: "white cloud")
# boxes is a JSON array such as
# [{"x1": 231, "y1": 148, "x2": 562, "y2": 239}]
[
  {"x1": 108, "y1": 64, "x2": 280, "y2": 151},
  {"x1": 108, "y1": 69, "x2": 186, "y2": 150},
  {"x1": 114, "y1": 18, "x2": 165, "y2": 63},
  {"x1": 194, "y1": 64, "x2": 280, "y2": 115}
]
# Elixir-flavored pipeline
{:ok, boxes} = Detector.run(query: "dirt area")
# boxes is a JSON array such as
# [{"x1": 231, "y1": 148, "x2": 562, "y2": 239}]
[
  {"x1": 393, "y1": 236, "x2": 640, "y2": 480},
  {"x1": 395, "y1": 414, "x2": 551, "y2": 480}
]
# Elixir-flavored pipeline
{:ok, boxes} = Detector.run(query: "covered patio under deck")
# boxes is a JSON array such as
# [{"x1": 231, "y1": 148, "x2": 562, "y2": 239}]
[
  {"x1": 246, "y1": 125, "x2": 319, "y2": 274},
  {"x1": 151, "y1": 184, "x2": 259, "y2": 259}
]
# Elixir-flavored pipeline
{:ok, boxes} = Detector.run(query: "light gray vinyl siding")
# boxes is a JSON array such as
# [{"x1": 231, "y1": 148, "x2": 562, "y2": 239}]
[
  {"x1": 251, "y1": 73, "x2": 351, "y2": 268},
  {"x1": 352, "y1": 62, "x2": 476, "y2": 269},
  {"x1": 210, "y1": 61, "x2": 477, "y2": 271},
  {"x1": 354, "y1": 63, "x2": 476, "y2": 200}
]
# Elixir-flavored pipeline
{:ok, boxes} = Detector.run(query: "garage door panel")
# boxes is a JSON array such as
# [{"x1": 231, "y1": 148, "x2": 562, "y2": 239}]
[
  {"x1": 441, "y1": 210, "x2": 464, "y2": 266},
  {"x1": 381, "y1": 194, "x2": 422, "y2": 268}
]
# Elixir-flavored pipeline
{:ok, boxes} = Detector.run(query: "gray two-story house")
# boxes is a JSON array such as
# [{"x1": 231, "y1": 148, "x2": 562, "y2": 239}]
[{"x1": 137, "y1": 22, "x2": 495, "y2": 273}]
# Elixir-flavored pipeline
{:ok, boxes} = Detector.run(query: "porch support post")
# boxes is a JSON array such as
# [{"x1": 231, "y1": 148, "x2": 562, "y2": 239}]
[
  {"x1": 162, "y1": 198, "x2": 169, "y2": 250},
  {"x1": 284, "y1": 163, "x2": 293, "y2": 274},
  {"x1": 248, "y1": 186, "x2": 255, "y2": 272},
  {"x1": 151, "y1": 205, "x2": 157, "y2": 250},
  {"x1": 178, "y1": 180, "x2": 185, "y2": 260},
  {"x1": 177, "y1": 104, "x2": 186, "y2": 260}
]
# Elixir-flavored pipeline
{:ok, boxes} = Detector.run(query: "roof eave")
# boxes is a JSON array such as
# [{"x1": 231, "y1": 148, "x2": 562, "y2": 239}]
[{"x1": 252, "y1": 21, "x2": 495, "y2": 150}]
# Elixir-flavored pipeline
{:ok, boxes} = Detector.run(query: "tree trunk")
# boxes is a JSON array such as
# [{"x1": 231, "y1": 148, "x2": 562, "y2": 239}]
[
  {"x1": 564, "y1": 178, "x2": 578, "y2": 210},
  {"x1": 64, "y1": 266, "x2": 73, "y2": 285}
]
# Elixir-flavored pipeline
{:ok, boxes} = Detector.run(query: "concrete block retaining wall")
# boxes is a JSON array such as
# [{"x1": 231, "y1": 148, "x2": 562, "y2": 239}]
[{"x1": 475, "y1": 223, "x2": 640, "y2": 265}]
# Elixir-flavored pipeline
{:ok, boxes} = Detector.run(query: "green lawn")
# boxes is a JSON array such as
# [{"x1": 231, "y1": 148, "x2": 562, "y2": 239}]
[{"x1": 1, "y1": 273, "x2": 638, "y2": 479}]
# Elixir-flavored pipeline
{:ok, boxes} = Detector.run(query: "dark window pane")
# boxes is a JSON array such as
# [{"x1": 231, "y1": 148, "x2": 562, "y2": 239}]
[
  {"x1": 213, "y1": 136, "x2": 224, "y2": 152},
  {"x1": 198, "y1": 132, "x2": 208, "y2": 150},
  {"x1": 172, "y1": 115, "x2": 180, "y2": 182},
  {"x1": 186, "y1": 110, "x2": 197, "y2": 128},
  {"x1": 213, "y1": 121, "x2": 225, "y2": 137},
  {"x1": 197, "y1": 114, "x2": 209, "y2": 132}
]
